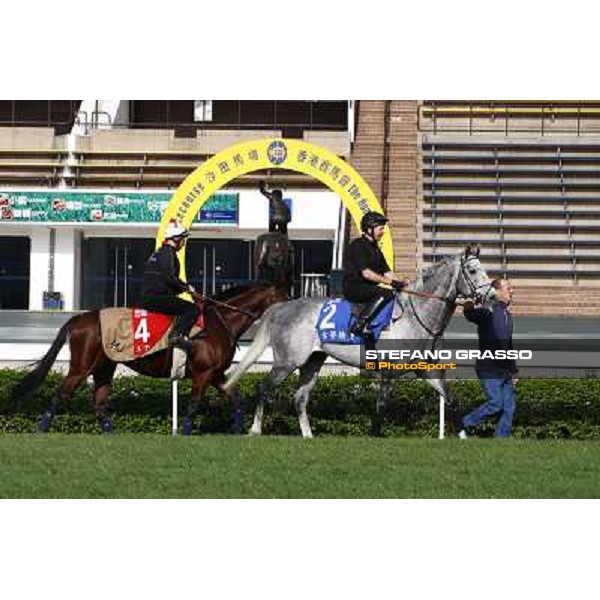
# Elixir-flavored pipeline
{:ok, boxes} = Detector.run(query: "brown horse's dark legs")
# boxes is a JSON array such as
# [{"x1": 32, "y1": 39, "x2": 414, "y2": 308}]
[
  {"x1": 230, "y1": 387, "x2": 245, "y2": 434},
  {"x1": 38, "y1": 398, "x2": 58, "y2": 433},
  {"x1": 39, "y1": 313, "x2": 107, "y2": 433},
  {"x1": 93, "y1": 360, "x2": 117, "y2": 433},
  {"x1": 182, "y1": 372, "x2": 213, "y2": 435},
  {"x1": 38, "y1": 370, "x2": 91, "y2": 433},
  {"x1": 215, "y1": 373, "x2": 245, "y2": 434}
]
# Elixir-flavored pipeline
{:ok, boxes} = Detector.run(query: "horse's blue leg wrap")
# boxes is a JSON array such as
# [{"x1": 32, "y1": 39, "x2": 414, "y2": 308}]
[
  {"x1": 182, "y1": 416, "x2": 193, "y2": 436},
  {"x1": 232, "y1": 400, "x2": 245, "y2": 434},
  {"x1": 38, "y1": 410, "x2": 54, "y2": 433},
  {"x1": 38, "y1": 399, "x2": 57, "y2": 433}
]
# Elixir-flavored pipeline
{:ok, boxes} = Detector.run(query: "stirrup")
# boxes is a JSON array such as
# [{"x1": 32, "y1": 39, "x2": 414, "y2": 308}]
[
  {"x1": 350, "y1": 319, "x2": 368, "y2": 337},
  {"x1": 169, "y1": 334, "x2": 193, "y2": 353}
]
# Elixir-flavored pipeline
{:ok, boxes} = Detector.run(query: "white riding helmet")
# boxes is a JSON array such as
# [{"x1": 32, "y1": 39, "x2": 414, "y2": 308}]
[{"x1": 164, "y1": 219, "x2": 189, "y2": 240}]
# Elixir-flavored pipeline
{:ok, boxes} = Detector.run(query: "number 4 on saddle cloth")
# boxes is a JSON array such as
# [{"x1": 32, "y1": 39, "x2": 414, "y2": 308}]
[
  {"x1": 99, "y1": 307, "x2": 205, "y2": 362},
  {"x1": 316, "y1": 298, "x2": 394, "y2": 345}
]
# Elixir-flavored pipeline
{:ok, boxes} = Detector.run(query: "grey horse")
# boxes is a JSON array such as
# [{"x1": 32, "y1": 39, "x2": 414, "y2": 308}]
[{"x1": 223, "y1": 245, "x2": 494, "y2": 438}]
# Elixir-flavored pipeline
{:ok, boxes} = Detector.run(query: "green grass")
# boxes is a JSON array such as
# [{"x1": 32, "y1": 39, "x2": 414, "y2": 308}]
[{"x1": 0, "y1": 434, "x2": 599, "y2": 498}]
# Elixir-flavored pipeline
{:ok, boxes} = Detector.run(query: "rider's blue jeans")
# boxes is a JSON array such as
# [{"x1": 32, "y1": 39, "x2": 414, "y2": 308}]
[{"x1": 462, "y1": 373, "x2": 516, "y2": 437}]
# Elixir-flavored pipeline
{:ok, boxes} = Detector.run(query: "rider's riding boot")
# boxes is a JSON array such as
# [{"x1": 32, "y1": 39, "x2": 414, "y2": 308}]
[
  {"x1": 168, "y1": 332, "x2": 194, "y2": 353},
  {"x1": 349, "y1": 296, "x2": 389, "y2": 337},
  {"x1": 168, "y1": 314, "x2": 196, "y2": 353}
]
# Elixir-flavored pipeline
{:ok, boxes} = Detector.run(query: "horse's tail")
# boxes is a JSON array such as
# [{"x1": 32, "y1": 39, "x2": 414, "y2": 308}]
[
  {"x1": 12, "y1": 315, "x2": 77, "y2": 402},
  {"x1": 222, "y1": 308, "x2": 274, "y2": 393}
]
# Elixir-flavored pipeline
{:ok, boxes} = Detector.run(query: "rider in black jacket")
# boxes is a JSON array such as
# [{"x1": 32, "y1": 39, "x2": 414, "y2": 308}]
[
  {"x1": 138, "y1": 220, "x2": 202, "y2": 352},
  {"x1": 343, "y1": 211, "x2": 408, "y2": 337}
]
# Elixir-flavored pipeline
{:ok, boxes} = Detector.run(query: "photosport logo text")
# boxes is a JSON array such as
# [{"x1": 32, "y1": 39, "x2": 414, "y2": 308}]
[{"x1": 361, "y1": 347, "x2": 534, "y2": 379}]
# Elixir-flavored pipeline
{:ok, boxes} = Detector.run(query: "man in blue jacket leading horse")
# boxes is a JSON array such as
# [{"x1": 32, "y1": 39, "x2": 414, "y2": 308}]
[{"x1": 459, "y1": 278, "x2": 518, "y2": 438}]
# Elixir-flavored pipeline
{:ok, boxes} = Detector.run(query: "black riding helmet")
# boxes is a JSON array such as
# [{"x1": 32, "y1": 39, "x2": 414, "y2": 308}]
[{"x1": 360, "y1": 211, "x2": 389, "y2": 233}]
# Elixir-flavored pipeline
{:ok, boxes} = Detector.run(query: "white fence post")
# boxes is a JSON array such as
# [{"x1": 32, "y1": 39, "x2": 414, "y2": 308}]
[
  {"x1": 438, "y1": 394, "x2": 445, "y2": 439},
  {"x1": 172, "y1": 380, "x2": 178, "y2": 436}
]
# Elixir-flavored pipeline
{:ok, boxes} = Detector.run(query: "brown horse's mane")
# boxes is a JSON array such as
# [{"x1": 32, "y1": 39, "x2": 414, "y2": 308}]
[{"x1": 210, "y1": 282, "x2": 271, "y2": 301}]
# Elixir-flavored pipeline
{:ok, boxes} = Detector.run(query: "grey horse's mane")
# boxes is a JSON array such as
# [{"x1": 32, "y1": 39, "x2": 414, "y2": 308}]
[{"x1": 414, "y1": 256, "x2": 457, "y2": 289}]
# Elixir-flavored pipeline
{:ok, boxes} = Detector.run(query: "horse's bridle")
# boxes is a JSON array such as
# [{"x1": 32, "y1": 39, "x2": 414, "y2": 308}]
[
  {"x1": 403, "y1": 255, "x2": 492, "y2": 340},
  {"x1": 458, "y1": 256, "x2": 492, "y2": 306}
]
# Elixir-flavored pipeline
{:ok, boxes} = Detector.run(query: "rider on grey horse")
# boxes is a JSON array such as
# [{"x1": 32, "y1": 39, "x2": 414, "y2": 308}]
[
  {"x1": 343, "y1": 211, "x2": 408, "y2": 337},
  {"x1": 223, "y1": 244, "x2": 494, "y2": 438}
]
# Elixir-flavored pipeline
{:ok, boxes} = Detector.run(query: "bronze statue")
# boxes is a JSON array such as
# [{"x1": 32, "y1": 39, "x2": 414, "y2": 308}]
[
  {"x1": 255, "y1": 181, "x2": 293, "y2": 291},
  {"x1": 259, "y1": 180, "x2": 291, "y2": 234}
]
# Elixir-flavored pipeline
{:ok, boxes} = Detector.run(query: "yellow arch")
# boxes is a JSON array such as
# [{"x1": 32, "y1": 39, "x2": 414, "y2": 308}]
[{"x1": 157, "y1": 138, "x2": 394, "y2": 289}]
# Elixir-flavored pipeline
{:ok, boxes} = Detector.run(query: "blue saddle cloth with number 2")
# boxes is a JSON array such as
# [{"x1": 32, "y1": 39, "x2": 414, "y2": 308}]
[{"x1": 316, "y1": 298, "x2": 394, "y2": 345}]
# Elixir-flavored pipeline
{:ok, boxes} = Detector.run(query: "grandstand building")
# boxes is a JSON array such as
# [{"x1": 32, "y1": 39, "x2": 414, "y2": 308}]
[
  {"x1": 353, "y1": 101, "x2": 600, "y2": 316},
  {"x1": 0, "y1": 100, "x2": 599, "y2": 317},
  {"x1": 0, "y1": 101, "x2": 348, "y2": 311}
]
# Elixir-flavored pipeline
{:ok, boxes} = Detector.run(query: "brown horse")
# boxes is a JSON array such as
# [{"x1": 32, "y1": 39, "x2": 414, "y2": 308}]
[{"x1": 13, "y1": 283, "x2": 288, "y2": 434}]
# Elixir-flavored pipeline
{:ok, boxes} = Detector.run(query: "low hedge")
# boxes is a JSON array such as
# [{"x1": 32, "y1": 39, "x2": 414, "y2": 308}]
[{"x1": 2, "y1": 368, "x2": 600, "y2": 438}]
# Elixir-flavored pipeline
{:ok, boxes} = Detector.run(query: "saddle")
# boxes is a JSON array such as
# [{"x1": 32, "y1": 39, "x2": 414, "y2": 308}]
[
  {"x1": 99, "y1": 307, "x2": 204, "y2": 362},
  {"x1": 316, "y1": 298, "x2": 396, "y2": 345}
]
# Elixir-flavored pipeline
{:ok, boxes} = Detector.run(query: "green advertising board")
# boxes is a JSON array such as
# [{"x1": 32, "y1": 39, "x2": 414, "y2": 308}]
[{"x1": 0, "y1": 190, "x2": 238, "y2": 225}]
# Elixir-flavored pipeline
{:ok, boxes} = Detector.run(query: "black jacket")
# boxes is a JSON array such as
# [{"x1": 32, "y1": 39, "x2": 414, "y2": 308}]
[
  {"x1": 141, "y1": 245, "x2": 189, "y2": 297},
  {"x1": 343, "y1": 236, "x2": 390, "y2": 291},
  {"x1": 464, "y1": 301, "x2": 518, "y2": 374}
]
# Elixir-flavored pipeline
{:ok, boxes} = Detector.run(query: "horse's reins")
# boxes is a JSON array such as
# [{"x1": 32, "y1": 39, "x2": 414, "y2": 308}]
[
  {"x1": 402, "y1": 256, "x2": 491, "y2": 340},
  {"x1": 405, "y1": 293, "x2": 448, "y2": 341},
  {"x1": 192, "y1": 293, "x2": 259, "y2": 319},
  {"x1": 191, "y1": 292, "x2": 259, "y2": 350},
  {"x1": 401, "y1": 288, "x2": 456, "y2": 306},
  {"x1": 402, "y1": 257, "x2": 491, "y2": 306}
]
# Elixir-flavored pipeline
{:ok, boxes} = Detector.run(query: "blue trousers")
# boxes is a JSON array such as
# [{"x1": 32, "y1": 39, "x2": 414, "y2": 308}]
[{"x1": 463, "y1": 373, "x2": 516, "y2": 437}]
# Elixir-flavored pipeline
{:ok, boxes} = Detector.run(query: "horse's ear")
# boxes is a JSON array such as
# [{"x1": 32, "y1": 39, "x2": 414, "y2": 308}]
[{"x1": 464, "y1": 244, "x2": 480, "y2": 258}]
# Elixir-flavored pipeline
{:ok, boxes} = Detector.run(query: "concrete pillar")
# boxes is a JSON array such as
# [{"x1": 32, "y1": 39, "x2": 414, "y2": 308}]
[
  {"x1": 53, "y1": 228, "x2": 79, "y2": 311},
  {"x1": 28, "y1": 228, "x2": 51, "y2": 310}
]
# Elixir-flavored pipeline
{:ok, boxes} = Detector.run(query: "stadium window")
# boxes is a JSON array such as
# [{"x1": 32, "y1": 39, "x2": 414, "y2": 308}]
[
  {"x1": 0, "y1": 236, "x2": 30, "y2": 309},
  {"x1": 194, "y1": 100, "x2": 213, "y2": 122}
]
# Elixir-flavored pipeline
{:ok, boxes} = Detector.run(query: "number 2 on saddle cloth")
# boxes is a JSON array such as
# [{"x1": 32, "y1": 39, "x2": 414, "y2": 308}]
[{"x1": 316, "y1": 298, "x2": 394, "y2": 345}]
